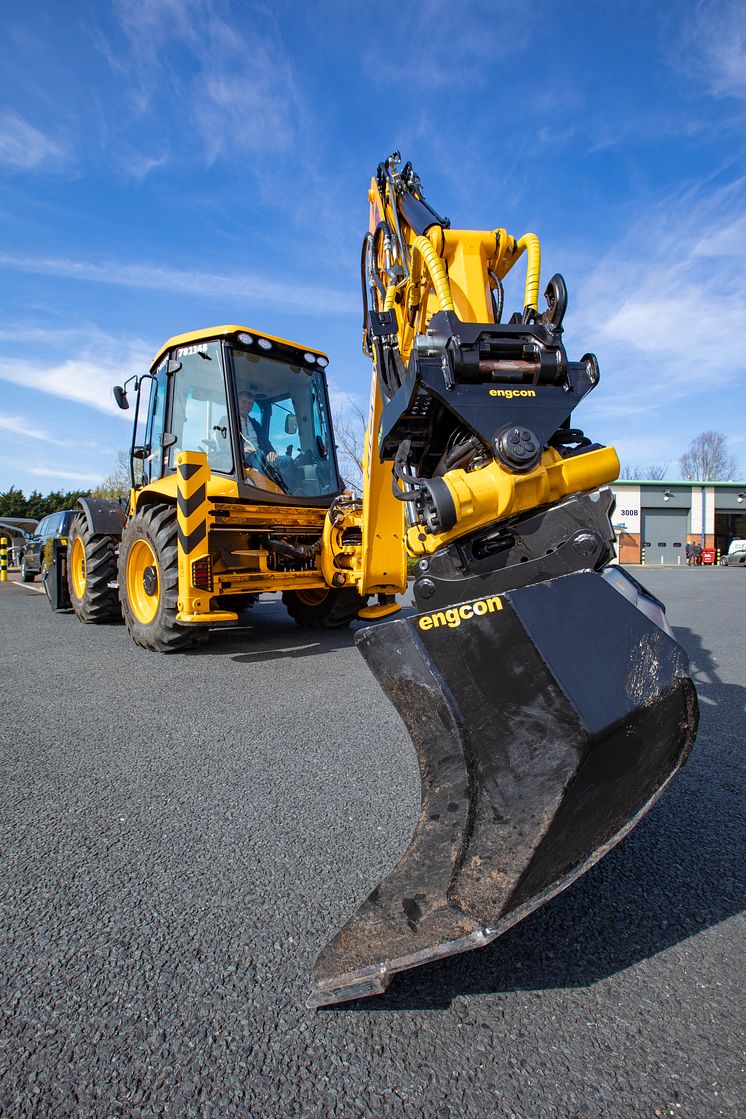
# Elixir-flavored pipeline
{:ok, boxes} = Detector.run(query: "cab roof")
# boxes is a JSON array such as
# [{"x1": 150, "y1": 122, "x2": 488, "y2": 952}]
[{"x1": 150, "y1": 325, "x2": 328, "y2": 373}]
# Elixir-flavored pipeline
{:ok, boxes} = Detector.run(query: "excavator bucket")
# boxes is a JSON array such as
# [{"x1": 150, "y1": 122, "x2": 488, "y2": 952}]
[{"x1": 309, "y1": 567, "x2": 698, "y2": 1007}]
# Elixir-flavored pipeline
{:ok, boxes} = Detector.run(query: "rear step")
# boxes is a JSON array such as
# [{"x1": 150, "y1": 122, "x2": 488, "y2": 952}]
[{"x1": 308, "y1": 568, "x2": 697, "y2": 1007}]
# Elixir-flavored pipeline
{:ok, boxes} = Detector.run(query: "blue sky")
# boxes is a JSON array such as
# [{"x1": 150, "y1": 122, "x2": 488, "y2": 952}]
[{"x1": 1, "y1": 0, "x2": 744, "y2": 493}]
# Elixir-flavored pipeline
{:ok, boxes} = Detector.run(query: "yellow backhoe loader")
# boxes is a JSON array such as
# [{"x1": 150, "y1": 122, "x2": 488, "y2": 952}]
[{"x1": 47, "y1": 153, "x2": 698, "y2": 1007}]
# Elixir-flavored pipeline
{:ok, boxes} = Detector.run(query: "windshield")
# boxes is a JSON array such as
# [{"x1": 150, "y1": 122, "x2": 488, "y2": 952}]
[{"x1": 230, "y1": 347, "x2": 340, "y2": 497}]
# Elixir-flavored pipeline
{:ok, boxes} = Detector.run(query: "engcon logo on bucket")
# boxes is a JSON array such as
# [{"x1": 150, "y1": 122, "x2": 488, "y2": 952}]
[
  {"x1": 489, "y1": 388, "x2": 536, "y2": 399},
  {"x1": 418, "y1": 596, "x2": 503, "y2": 631}
]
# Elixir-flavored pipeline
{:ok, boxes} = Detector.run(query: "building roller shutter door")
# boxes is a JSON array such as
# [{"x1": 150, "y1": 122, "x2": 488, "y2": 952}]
[{"x1": 642, "y1": 510, "x2": 689, "y2": 565}]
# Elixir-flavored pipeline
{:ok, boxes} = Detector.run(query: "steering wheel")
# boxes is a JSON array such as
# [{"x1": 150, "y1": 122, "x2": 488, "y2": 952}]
[{"x1": 243, "y1": 436, "x2": 290, "y2": 493}]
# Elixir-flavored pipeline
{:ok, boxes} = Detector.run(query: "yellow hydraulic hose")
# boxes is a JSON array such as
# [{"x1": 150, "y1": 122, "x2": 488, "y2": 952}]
[
  {"x1": 383, "y1": 283, "x2": 397, "y2": 312},
  {"x1": 409, "y1": 234, "x2": 455, "y2": 314},
  {"x1": 515, "y1": 233, "x2": 541, "y2": 311}
]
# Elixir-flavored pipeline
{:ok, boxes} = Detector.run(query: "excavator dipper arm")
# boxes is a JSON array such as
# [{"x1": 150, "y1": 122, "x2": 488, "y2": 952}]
[{"x1": 309, "y1": 154, "x2": 698, "y2": 1007}]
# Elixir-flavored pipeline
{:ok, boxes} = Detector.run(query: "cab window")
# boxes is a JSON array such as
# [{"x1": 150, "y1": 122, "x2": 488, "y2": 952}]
[{"x1": 167, "y1": 341, "x2": 233, "y2": 474}]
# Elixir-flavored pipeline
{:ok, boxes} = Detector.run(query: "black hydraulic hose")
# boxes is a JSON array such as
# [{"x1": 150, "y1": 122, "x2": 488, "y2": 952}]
[
  {"x1": 360, "y1": 233, "x2": 382, "y2": 355},
  {"x1": 385, "y1": 163, "x2": 410, "y2": 274},
  {"x1": 267, "y1": 537, "x2": 316, "y2": 561},
  {"x1": 488, "y1": 270, "x2": 504, "y2": 324},
  {"x1": 444, "y1": 435, "x2": 480, "y2": 470},
  {"x1": 391, "y1": 439, "x2": 423, "y2": 503}
]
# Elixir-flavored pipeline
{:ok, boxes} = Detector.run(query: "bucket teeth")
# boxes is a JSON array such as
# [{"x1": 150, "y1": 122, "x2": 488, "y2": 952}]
[{"x1": 309, "y1": 569, "x2": 697, "y2": 1008}]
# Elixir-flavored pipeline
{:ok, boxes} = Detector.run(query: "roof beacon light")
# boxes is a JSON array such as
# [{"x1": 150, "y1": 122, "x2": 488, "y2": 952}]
[
  {"x1": 257, "y1": 338, "x2": 272, "y2": 350},
  {"x1": 237, "y1": 332, "x2": 254, "y2": 345}
]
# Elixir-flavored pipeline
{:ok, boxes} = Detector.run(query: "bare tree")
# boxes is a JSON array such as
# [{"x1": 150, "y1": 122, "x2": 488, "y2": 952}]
[
  {"x1": 679, "y1": 431, "x2": 739, "y2": 481},
  {"x1": 333, "y1": 402, "x2": 367, "y2": 493},
  {"x1": 618, "y1": 463, "x2": 669, "y2": 480},
  {"x1": 93, "y1": 449, "x2": 139, "y2": 498}
]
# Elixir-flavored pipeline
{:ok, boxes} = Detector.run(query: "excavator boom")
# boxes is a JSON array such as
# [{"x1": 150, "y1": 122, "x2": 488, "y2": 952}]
[{"x1": 308, "y1": 154, "x2": 698, "y2": 1006}]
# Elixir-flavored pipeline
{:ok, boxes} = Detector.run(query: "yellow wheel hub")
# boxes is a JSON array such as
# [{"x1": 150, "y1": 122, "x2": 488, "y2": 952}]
[
  {"x1": 295, "y1": 587, "x2": 329, "y2": 606},
  {"x1": 70, "y1": 536, "x2": 87, "y2": 600},
  {"x1": 127, "y1": 539, "x2": 160, "y2": 625}
]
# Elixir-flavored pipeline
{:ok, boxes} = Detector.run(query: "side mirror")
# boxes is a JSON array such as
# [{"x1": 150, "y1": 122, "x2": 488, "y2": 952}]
[
  {"x1": 161, "y1": 432, "x2": 177, "y2": 449},
  {"x1": 132, "y1": 446, "x2": 148, "y2": 460},
  {"x1": 113, "y1": 385, "x2": 129, "y2": 410},
  {"x1": 285, "y1": 415, "x2": 298, "y2": 435}
]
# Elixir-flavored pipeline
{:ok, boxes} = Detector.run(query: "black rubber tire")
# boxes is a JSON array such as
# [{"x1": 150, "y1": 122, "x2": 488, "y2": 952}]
[
  {"x1": 20, "y1": 558, "x2": 35, "y2": 583},
  {"x1": 282, "y1": 587, "x2": 368, "y2": 629},
  {"x1": 66, "y1": 514, "x2": 120, "y2": 623},
  {"x1": 118, "y1": 503, "x2": 208, "y2": 653}
]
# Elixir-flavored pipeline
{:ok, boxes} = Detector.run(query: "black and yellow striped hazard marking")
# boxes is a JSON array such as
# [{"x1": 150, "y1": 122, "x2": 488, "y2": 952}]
[
  {"x1": 176, "y1": 451, "x2": 211, "y2": 618},
  {"x1": 176, "y1": 453, "x2": 209, "y2": 556}
]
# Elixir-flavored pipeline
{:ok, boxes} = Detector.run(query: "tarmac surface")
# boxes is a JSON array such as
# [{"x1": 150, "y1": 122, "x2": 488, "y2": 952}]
[{"x1": 0, "y1": 566, "x2": 744, "y2": 1118}]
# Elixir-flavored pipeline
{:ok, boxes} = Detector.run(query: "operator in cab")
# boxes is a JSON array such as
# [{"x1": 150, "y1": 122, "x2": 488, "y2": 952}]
[
  {"x1": 236, "y1": 387, "x2": 301, "y2": 494},
  {"x1": 237, "y1": 389, "x2": 277, "y2": 468}
]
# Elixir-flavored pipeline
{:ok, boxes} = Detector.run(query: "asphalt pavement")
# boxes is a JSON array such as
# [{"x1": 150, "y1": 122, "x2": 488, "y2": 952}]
[{"x1": 0, "y1": 566, "x2": 743, "y2": 1118}]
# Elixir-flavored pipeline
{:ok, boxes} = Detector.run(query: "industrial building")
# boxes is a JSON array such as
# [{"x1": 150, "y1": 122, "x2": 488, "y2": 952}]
[{"x1": 609, "y1": 481, "x2": 746, "y2": 565}]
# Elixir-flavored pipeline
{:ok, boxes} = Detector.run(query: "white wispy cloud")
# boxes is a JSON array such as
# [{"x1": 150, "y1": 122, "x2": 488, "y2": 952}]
[
  {"x1": 103, "y1": 0, "x2": 301, "y2": 165},
  {"x1": 568, "y1": 174, "x2": 746, "y2": 432},
  {"x1": 670, "y1": 0, "x2": 746, "y2": 103},
  {"x1": 0, "y1": 413, "x2": 76, "y2": 447},
  {"x1": 0, "y1": 112, "x2": 70, "y2": 171},
  {"x1": 26, "y1": 465, "x2": 105, "y2": 484},
  {"x1": 0, "y1": 251, "x2": 356, "y2": 316},
  {"x1": 361, "y1": 0, "x2": 539, "y2": 92},
  {"x1": 0, "y1": 350, "x2": 145, "y2": 417}
]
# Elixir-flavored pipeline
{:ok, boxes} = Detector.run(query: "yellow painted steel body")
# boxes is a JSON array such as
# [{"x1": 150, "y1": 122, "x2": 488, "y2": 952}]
[
  {"x1": 368, "y1": 176, "x2": 544, "y2": 366},
  {"x1": 407, "y1": 446, "x2": 621, "y2": 555},
  {"x1": 174, "y1": 451, "x2": 237, "y2": 624},
  {"x1": 359, "y1": 382, "x2": 407, "y2": 597},
  {"x1": 69, "y1": 535, "x2": 86, "y2": 600},
  {"x1": 150, "y1": 324, "x2": 327, "y2": 373}
]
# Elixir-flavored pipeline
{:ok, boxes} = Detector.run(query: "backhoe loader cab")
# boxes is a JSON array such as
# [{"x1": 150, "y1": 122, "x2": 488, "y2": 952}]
[{"x1": 131, "y1": 327, "x2": 343, "y2": 503}]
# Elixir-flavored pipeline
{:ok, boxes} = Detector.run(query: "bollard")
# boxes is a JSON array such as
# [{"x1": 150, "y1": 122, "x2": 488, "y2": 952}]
[
  {"x1": 717, "y1": 548, "x2": 721, "y2": 565},
  {"x1": 641, "y1": 546, "x2": 646, "y2": 565},
  {"x1": 0, "y1": 536, "x2": 7, "y2": 582}
]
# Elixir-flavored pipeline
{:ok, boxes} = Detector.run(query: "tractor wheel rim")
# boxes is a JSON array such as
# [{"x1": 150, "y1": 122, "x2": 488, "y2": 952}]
[
  {"x1": 70, "y1": 536, "x2": 86, "y2": 599},
  {"x1": 296, "y1": 587, "x2": 329, "y2": 606},
  {"x1": 127, "y1": 539, "x2": 160, "y2": 625}
]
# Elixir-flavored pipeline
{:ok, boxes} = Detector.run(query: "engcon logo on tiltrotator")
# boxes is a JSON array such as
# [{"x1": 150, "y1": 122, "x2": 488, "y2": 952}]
[
  {"x1": 418, "y1": 596, "x2": 504, "y2": 631},
  {"x1": 489, "y1": 388, "x2": 536, "y2": 399}
]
